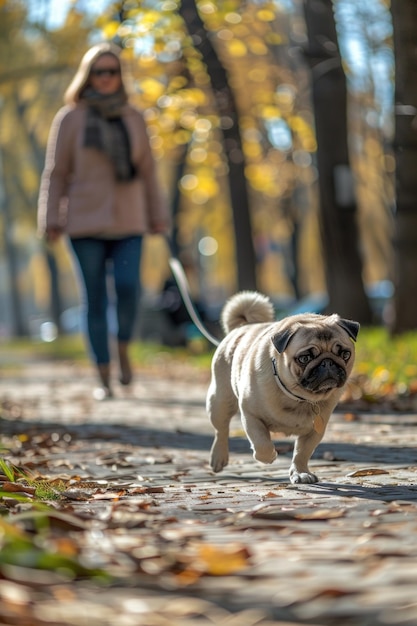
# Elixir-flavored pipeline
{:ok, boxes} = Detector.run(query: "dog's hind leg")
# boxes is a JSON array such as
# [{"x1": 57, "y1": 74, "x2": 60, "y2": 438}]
[{"x1": 207, "y1": 379, "x2": 238, "y2": 473}]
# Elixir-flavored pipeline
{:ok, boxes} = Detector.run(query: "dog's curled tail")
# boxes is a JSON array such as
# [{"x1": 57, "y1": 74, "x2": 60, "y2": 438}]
[{"x1": 221, "y1": 291, "x2": 275, "y2": 335}]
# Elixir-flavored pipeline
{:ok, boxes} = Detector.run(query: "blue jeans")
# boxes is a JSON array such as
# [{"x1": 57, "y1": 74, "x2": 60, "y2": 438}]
[{"x1": 69, "y1": 236, "x2": 143, "y2": 365}]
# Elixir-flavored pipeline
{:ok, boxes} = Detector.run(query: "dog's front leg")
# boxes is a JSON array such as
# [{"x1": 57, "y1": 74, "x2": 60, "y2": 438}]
[
  {"x1": 209, "y1": 430, "x2": 230, "y2": 473},
  {"x1": 208, "y1": 394, "x2": 237, "y2": 473},
  {"x1": 242, "y1": 413, "x2": 277, "y2": 465},
  {"x1": 290, "y1": 429, "x2": 324, "y2": 484}
]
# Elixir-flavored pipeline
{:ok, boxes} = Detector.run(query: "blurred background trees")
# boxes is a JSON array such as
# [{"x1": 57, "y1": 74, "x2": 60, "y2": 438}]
[
  {"x1": 390, "y1": 0, "x2": 417, "y2": 334},
  {"x1": 303, "y1": 0, "x2": 372, "y2": 323},
  {"x1": 1, "y1": 0, "x2": 412, "y2": 340},
  {"x1": 0, "y1": 0, "x2": 92, "y2": 336}
]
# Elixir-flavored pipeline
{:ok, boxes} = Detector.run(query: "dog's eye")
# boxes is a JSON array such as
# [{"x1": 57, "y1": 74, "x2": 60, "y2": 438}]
[
  {"x1": 297, "y1": 354, "x2": 312, "y2": 365},
  {"x1": 340, "y1": 349, "x2": 351, "y2": 361},
  {"x1": 335, "y1": 344, "x2": 351, "y2": 361}
]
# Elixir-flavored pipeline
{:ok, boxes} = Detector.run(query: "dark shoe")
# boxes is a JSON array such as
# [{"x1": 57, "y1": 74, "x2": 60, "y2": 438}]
[
  {"x1": 118, "y1": 341, "x2": 132, "y2": 385},
  {"x1": 94, "y1": 364, "x2": 113, "y2": 400}
]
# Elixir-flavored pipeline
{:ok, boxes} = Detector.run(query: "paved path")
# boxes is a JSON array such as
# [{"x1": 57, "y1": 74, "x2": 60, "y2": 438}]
[{"x1": 1, "y1": 362, "x2": 417, "y2": 626}]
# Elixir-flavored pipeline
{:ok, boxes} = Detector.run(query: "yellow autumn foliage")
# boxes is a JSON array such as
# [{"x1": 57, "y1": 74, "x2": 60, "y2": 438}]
[
  {"x1": 192, "y1": 543, "x2": 250, "y2": 576},
  {"x1": 101, "y1": 20, "x2": 120, "y2": 40},
  {"x1": 256, "y1": 8, "x2": 276, "y2": 22},
  {"x1": 226, "y1": 39, "x2": 247, "y2": 57},
  {"x1": 0, "y1": 0, "x2": 393, "y2": 321}
]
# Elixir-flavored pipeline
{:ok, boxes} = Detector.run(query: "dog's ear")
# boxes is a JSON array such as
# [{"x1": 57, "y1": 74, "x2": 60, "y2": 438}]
[
  {"x1": 337, "y1": 318, "x2": 360, "y2": 342},
  {"x1": 271, "y1": 329, "x2": 295, "y2": 353}
]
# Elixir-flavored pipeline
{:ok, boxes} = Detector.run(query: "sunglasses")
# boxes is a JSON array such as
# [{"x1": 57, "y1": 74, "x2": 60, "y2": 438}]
[{"x1": 91, "y1": 68, "x2": 121, "y2": 78}]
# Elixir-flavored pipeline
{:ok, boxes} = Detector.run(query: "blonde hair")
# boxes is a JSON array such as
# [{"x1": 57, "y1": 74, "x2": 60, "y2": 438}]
[{"x1": 64, "y1": 42, "x2": 128, "y2": 104}]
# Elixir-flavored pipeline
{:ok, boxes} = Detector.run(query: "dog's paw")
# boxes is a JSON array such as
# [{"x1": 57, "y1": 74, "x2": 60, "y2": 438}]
[
  {"x1": 210, "y1": 457, "x2": 228, "y2": 473},
  {"x1": 254, "y1": 448, "x2": 277, "y2": 465},
  {"x1": 289, "y1": 469, "x2": 318, "y2": 484},
  {"x1": 209, "y1": 442, "x2": 229, "y2": 473}
]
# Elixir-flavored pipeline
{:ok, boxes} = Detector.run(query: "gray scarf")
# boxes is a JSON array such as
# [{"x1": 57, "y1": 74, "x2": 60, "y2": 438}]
[{"x1": 82, "y1": 88, "x2": 135, "y2": 182}]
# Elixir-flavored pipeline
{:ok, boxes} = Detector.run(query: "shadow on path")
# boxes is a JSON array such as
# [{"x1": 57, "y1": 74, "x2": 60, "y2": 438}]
[
  {"x1": 302, "y1": 481, "x2": 417, "y2": 502},
  {"x1": 2, "y1": 416, "x2": 417, "y2": 463}
]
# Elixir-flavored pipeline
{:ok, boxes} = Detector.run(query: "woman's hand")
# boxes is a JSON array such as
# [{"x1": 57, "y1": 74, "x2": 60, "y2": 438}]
[
  {"x1": 150, "y1": 222, "x2": 169, "y2": 235},
  {"x1": 45, "y1": 227, "x2": 63, "y2": 243}
]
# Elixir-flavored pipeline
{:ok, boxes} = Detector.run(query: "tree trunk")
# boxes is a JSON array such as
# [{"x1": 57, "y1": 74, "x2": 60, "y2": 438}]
[
  {"x1": 179, "y1": 0, "x2": 257, "y2": 292},
  {"x1": 2, "y1": 220, "x2": 27, "y2": 337},
  {"x1": 390, "y1": 1, "x2": 417, "y2": 333},
  {"x1": 170, "y1": 143, "x2": 189, "y2": 259},
  {"x1": 0, "y1": 148, "x2": 27, "y2": 337},
  {"x1": 303, "y1": 0, "x2": 373, "y2": 324}
]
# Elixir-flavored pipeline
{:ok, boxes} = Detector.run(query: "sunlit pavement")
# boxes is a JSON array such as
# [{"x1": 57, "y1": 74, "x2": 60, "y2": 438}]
[{"x1": 1, "y1": 361, "x2": 417, "y2": 626}]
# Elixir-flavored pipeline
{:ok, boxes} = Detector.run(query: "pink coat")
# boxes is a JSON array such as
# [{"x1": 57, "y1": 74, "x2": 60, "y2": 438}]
[{"x1": 38, "y1": 103, "x2": 170, "y2": 238}]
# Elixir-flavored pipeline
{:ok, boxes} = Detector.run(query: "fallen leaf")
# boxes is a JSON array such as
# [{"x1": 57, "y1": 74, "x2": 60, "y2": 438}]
[
  {"x1": 14, "y1": 510, "x2": 92, "y2": 531},
  {"x1": 313, "y1": 587, "x2": 354, "y2": 599},
  {"x1": 343, "y1": 412, "x2": 359, "y2": 422},
  {"x1": 180, "y1": 543, "x2": 251, "y2": 577},
  {"x1": 62, "y1": 489, "x2": 93, "y2": 501},
  {"x1": 263, "y1": 491, "x2": 280, "y2": 498},
  {"x1": 92, "y1": 491, "x2": 127, "y2": 500},
  {"x1": 252, "y1": 506, "x2": 346, "y2": 521},
  {"x1": 347, "y1": 468, "x2": 390, "y2": 477},
  {"x1": 174, "y1": 568, "x2": 203, "y2": 586},
  {"x1": 130, "y1": 486, "x2": 165, "y2": 494},
  {"x1": 0, "y1": 483, "x2": 36, "y2": 496}
]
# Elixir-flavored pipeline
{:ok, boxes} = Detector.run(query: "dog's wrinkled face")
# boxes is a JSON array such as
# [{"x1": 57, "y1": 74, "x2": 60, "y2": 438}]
[{"x1": 271, "y1": 316, "x2": 359, "y2": 399}]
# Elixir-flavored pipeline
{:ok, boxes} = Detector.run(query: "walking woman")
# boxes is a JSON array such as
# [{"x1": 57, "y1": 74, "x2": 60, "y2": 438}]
[{"x1": 38, "y1": 42, "x2": 170, "y2": 399}]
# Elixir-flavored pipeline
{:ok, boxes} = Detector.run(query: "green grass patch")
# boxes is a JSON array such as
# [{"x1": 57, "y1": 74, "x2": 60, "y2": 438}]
[
  {"x1": 0, "y1": 335, "x2": 88, "y2": 365},
  {"x1": 0, "y1": 334, "x2": 214, "y2": 372},
  {"x1": 130, "y1": 339, "x2": 214, "y2": 371},
  {"x1": 0, "y1": 458, "x2": 67, "y2": 502},
  {"x1": 30, "y1": 479, "x2": 67, "y2": 501},
  {"x1": 1, "y1": 327, "x2": 417, "y2": 396},
  {"x1": 351, "y1": 326, "x2": 417, "y2": 398},
  {"x1": 0, "y1": 457, "x2": 16, "y2": 481}
]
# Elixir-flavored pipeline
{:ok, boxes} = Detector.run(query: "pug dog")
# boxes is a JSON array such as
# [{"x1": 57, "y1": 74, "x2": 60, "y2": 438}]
[{"x1": 207, "y1": 291, "x2": 359, "y2": 484}]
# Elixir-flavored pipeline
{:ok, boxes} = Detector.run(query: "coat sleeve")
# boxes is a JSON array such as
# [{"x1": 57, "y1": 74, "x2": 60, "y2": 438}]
[{"x1": 37, "y1": 106, "x2": 74, "y2": 236}]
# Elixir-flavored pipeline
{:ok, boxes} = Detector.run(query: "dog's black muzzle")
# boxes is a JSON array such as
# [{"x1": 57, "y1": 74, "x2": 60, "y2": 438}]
[{"x1": 302, "y1": 358, "x2": 347, "y2": 392}]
